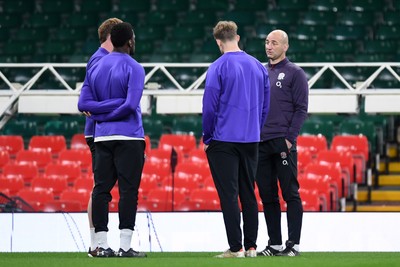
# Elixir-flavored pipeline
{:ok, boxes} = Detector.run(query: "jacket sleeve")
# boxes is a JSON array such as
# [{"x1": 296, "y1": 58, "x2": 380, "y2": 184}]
[
  {"x1": 202, "y1": 65, "x2": 220, "y2": 145},
  {"x1": 89, "y1": 65, "x2": 145, "y2": 122}
]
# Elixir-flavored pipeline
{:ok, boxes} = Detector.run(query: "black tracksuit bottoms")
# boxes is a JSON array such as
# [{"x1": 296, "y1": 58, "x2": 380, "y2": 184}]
[
  {"x1": 256, "y1": 137, "x2": 303, "y2": 245},
  {"x1": 206, "y1": 141, "x2": 259, "y2": 252},
  {"x1": 92, "y1": 139, "x2": 145, "y2": 232}
]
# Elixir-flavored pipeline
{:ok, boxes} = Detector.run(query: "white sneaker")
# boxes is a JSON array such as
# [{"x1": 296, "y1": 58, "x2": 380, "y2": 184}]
[
  {"x1": 215, "y1": 249, "x2": 245, "y2": 258},
  {"x1": 245, "y1": 247, "x2": 257, "y2": 257}
]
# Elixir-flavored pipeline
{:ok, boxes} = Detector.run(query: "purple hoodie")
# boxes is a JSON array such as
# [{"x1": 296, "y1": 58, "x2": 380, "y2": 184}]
[
  {"x1": 261, "y1": 58, "x2": 309, "y2": 143},
  {"x1": 202, "y1": 51, "x2": 270, "y2": 145}
]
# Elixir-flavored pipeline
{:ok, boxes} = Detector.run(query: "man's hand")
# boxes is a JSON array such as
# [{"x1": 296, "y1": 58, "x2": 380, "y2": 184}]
[
  {"x1": 285, "y1": 139, "x2": 292, "y2": 150},
  {"x1": 83, "y1": 111, "x2": 92, "y2": 117}
]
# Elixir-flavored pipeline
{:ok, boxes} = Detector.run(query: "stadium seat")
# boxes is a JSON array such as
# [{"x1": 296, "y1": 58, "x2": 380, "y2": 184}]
[
  {"x1": 292, "y1": 25, "x2": 327, "y2": 40},
  {"x1": 315, "y1": 150, "x2": 354, "y2": 198},
  {"x1": 300, "y1": 119, "x2": 335, "y2": 143},
  {"x1": 158, "y1": 134, "x2": 197, "y2": 155},
  {"x1": 0, "y1": 150, "x2": 10, "y2": 171},
  {"x1": 44, "y1": 120, "x2": 81, "y2": 140},
  {"x1": 375, "y1": 25, "x2": 399, "y2": 40},
  {"x1": 297, "y1": 135, "x2": 328, "y2": 157},
  {"x1": 135, "y1": 26, "x2": 165, "y2": 42},
  {"x1": 275, "y1": 0, "x2": 309, "y2": 10},
  {"x1": 348, "y1": 0, "x2": 383, "y2": 11},
  {"x1": 318, "y1": 40, "x2": 355, "y2": 54},
  {"x1": 16, "y1": 149, "x2": 52, "y2": 173},
  {"x1": 157, "y1": 0, "x2": 189, "y2": 11},
  {"x1": 330, "y1": 135, "x2": 369, "y2": 184},
  {"x1": 382, "y1": 11, "x2": 400, "y2": 26},
  {"x1": 64, "y1": 12, "x2": 98, "y2": 28},
  {"x1": 144, "y1": 11, "x2": 177, "y2": 26},
  {"x1": 297, "y1": 150, "x2": 313, "y2": 174},
  {"x1": 244, "y1": 38, "x2": 265, "y2": 54},
  {"x1": 222, "y1": 11, "x2": 256, "y2": 27},
  {"x1": 41, "y1": 200, "x2": 83, "y2": 212},
  {"x1": 337, "y1": 11, "x2": 374, "y2": 26},
  {"x1": 58, "y1": 149, "x2": 92, "y2": 173},
  {"x1": 300, "y1": 188, "x2": 323, "y2": 211},
  {"x1": 266, "y1": 10, "x2": 299, "y2": 25},
  {"x1": 195, "y1": 0, "x2": 229, "y2": 11},
  {"x1": 2, "y1": 120, "x2": 38, "y2": 141},
  {"x1": 142, "y1": 161, "x2": 171, "y2": 184},
  {"x1": 234, "y1": 0, "x2": 267, "y2": 11},
  {"x1": 118, "y1": 0, "x2": 151, "y2": 12},
  {"x1": 70, "y1": 134, "x2": 87, "y2": 150},
  {"x1": 309, "y1": 0, "x2": 348, "y2": 11},
  {"x1": 186, "y1": 148, "x2": 208, "y2": 166},
  {"x1": 2, "y1": 163, "x2": 39, "y2": 185},
  {"x1": 140, "y1": 172, "x2": 162, "y2": 197},
  {"x1": 29, "y1": 135, "x2": 67, "y2": 158},
  {"x1": 301, "y1": 10, "x2": 336, "y2": 26},
  {"x1": 171, "y1": 115, "x2": 202, "y2": 138},
  {"x1": 31, "y1": 176, "x2": 68, "y2": 198},
  {"x1": 74, "y1": 177, "x2": 94, "y2": 192},
  {"x1": 3, "y1": 0, "x2": 35, "y2": 13},
  {"x1": 80, "y1": 0, "x2": 111, "y2": 12},
  {"x1": 330, "y1": 25, "x2": 368, "y2": 40},
  {"x1": 25, "y1": 13, "x2": 60, "y2": 28},
  {"x1": 44, "y1": 162, "x2": 82, "y2": 185},
  {"x1": 186, "y1": 188, "x2": 220, "y2": 211},
  {"x1": 0, "y1": 176, "x2": 25, "y2": 196},
  {"x1": 17, "y1": 188, "x2": 55, "y2": 211},
  {"x1": 144, "y1": 187, "x2": 186, "y2": 211},
  {"x1": 60, "y1": 189, "x2": 90, "y2": 209},
  {"x1": 39, "y1": 0, "x2": 74, "y2": 13}
]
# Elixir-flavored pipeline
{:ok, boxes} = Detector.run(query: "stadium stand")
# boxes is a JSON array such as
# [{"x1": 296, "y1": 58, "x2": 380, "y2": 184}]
[{"x1": 0, "y1": 0, "x2": 399, "y2": 212}]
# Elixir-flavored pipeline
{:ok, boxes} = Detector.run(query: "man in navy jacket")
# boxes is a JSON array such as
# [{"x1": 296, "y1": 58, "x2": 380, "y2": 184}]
[{"x1": 256, "y1": 29, "x2": 309, "y2": 257}]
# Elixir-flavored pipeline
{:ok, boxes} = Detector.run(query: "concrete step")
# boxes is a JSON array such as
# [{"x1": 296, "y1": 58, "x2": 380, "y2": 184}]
[
  {"x1": 378, "y1": 175, "x2": 400, "y2": 186},
  {"x1": 357, "y1": 189, "x2": 400, "y2": 202}
]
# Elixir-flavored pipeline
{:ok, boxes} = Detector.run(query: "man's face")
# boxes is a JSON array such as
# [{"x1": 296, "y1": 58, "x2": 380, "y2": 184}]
[{"x1": 265, "y1": 32, "x2": 287, "y2": 61}]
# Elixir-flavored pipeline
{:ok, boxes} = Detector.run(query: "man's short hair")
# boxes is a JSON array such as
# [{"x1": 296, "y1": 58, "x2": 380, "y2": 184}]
[
  {"x1": 98, "y1": 18, "x2": 123, "y2": 44},
  {"x1": 213, "y1": 21, "x2": 238, "y2": 42},
  {"x1": 111, "y1": 22, "x2": 134, "y2": 48}
]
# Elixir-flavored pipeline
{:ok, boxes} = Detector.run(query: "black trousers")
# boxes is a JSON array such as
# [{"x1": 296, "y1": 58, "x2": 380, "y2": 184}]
[
  {"x1": 85, "y1": 137, "x2": 95, "y2": 172},
  {"x1": 256, "y1": 137, "x2": 303, "y2": 245},
  {"x1": 92, "y1": 140, "x2": 145, "y2": 232},
  {"x1": 206, "y1": 141, "x2": 259, "y2": 252}
]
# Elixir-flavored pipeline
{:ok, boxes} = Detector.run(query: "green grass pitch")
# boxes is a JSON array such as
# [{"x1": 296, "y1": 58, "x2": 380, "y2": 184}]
[{"x1": 1, "y1": 252, "x2": 400, "y2": 267}]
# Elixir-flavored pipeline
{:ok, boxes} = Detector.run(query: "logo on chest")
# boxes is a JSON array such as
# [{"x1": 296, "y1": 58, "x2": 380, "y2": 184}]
[{"x1": 276, "y1": 72, "x2": 285, "y2": 88}]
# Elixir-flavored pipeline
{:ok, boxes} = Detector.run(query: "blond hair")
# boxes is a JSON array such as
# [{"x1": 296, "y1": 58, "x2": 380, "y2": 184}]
[
  {"x1": 98, "y1": 17, "x2": 123, "y2": 44},
  {"x1": 213, "y1": 21, "x2": 238, "y2": 42}
]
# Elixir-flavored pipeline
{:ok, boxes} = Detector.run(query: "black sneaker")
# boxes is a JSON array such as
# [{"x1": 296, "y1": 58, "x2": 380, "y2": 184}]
[
  {"x1": 88, "y1": 247, "x2": 98, "y2": 257},
  {"x1": 257, "y1": 245, "x2": 281, "y2": 256},
  {"x1": 96, "y1": 247, "x2": 116, "y2": 257},
  {"x1": 276, "y1": 241, "x2": 300, "y2": 257},
  {"x1": 116, "y1": 248, "x2": 147, "y2": 258}
]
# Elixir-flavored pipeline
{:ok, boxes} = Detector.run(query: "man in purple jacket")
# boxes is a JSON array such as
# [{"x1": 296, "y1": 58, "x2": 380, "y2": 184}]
[
  {"x1": 78, "y1": 22, "x2": 146, "y2": 258},
  {"x1": 79, "y1": 17, "x2": 122, "y2": 258},
  {"x1": 256, "y1": 29, "x2": 309, "y2": 257},
  {"x1": 202, "y1": 21, "x2": 270, "y2": 258}
]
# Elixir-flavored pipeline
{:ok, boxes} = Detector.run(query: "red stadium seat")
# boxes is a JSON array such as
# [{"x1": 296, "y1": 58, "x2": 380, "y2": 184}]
[
  {"x1": 186, "y1": 148, "x2": 208, "y2": 166},
  {"x1": 297, "y1": 134, "x2": 328, "y2": 157},
  {"x1": 74, "y1": 177, "x2": 94, "y2": 192},
  {"x1": 299, "y1": 188, "x2": 322, "y2": 212},
  {"x1": 158, "y1": 134, "x2": 197, "y2": 155},
  {"x1": 302, "y1": 163, "x2": 340, "y2": 211},
  {"x1": 29, "y1": 135, "x2": 67, "y2": 158},
  {"x1": 144, "y1": 187, "x2": 187, "y2": 211},
  {"x1": 0, "y1": 175, "x2": 25, "y2": 196},
  {"x1": 15, "y1": 150, "x2": 52, "y2": 172},
  {"x1": 58, "y1": 149, "x2": 92, "y2": 173},
  {"x1": 330, "y1": 135, "x2": 369, "y2": 184},
  {"x1": 0, "y1": 150, "x2": 10, "y2": 171},
  {"x1": 41, "y1": 200, "x2": 83, "y2": 212},
  {"x1": 60, "y1": 189, "x2": 90, "y2": 208},
  {"x1": 140, "y1": 172, "x2": 161, "y2": 197},
  {"x1": 70, "y1": 134, "x2": 87, "y2": 150},
  {"x1": 187, "y1": 188, "x2": 221, "y2": 211},
  {"x1": 144, "y1": 135, "x2": 151, "y2": 155},
  {"x1": 174, "y1": 162, "x2": 211, "y2": 184},
  {"x1": 315, "y1": 150, "x2": 354, "y2": 198},
  {"x1": 31, "y1": 176, "x2": 69, "y2": 198},
  {"x1": 44, "y1": 162, "x2": 82, "y2": 184},
  {"x1": 3, "y1": 163, "x2": 39, "y2": 185},
  {"x1": 0, "y1": 135, "x2": 24, "y2": 158},
  {"x1": 17, "y1": 188, "x2": 55, "y2": 211},
  {"x1": 297, "y1": 150, "x2": 313, "y2": 174},
  {"x1": 142, "y1": 161, "x2": 171, "y2": 183},
  {"x1": 146, "y1": 148, "x2": 184, "y2": 169}
]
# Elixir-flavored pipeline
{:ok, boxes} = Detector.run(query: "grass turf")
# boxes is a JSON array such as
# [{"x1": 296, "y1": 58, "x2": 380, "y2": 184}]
[{"x1": 0, "y1": 252, "x2": 399, "y2": 267}]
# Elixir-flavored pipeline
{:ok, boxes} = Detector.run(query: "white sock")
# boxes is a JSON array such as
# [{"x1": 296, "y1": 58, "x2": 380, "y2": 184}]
[
  {"x1": 294, "y1": 244, "x2": 300, "y2": 251},
  {"x1": 120, "y1": 229, "x2": 133, "y2": 252},
  {"x1": 90, "y1": 228, "x2": 96, "y2": 250},
  {"x1": 271, "y1": 245, "x2": 283, "y2": 251},
  {"x1": 96, "y1": 231, "x2": 109, "y2": 249}
]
